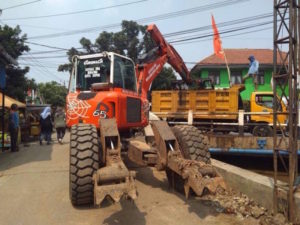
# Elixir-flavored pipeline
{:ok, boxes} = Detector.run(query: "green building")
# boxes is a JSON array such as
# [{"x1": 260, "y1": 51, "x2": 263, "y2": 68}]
[{"x1": 191, "y1": 49, "x2": 287, "y2": 100}]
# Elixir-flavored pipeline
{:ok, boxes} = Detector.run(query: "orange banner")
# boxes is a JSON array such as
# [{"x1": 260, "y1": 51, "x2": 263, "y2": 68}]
[{"x1": 211, "y1": 15, "x2": 224, "y2": 59}]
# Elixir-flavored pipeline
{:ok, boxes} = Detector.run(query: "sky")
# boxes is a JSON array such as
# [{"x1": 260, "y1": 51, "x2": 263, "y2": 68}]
[{"x1": 0, "y1": 0, "x2": 274, "y2": 85}]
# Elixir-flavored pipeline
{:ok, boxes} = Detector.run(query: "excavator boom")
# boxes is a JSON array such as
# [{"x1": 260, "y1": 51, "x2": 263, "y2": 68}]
[
  {"x1": 137, "y1": 24, "x2": 191, "y2": 97},
  {"x1": 147, "y1": 24, "x2": 190, "y2": 83}
]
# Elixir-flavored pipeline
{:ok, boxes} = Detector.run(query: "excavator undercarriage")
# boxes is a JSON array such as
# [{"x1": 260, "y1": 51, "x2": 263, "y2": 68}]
[{"x1": 90, "y1": 119, "x2": 226, "y2": 206}]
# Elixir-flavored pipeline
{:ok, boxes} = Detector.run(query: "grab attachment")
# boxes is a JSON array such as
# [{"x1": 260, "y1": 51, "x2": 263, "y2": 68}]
[
  {"x1": 168, "y1": 152, "x2": 226, "y2": 198},
  {"x1": 151, "y1": 120, "x2": 226, "y2": 197},
  {"x1": 94, "y1": 119, "x2": 137, "y2": 205}
]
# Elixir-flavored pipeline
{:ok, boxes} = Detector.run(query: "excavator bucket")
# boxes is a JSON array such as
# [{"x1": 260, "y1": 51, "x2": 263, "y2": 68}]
[
  {"x1": 151, "y1": 120, "x2": 226, "y2": 198},
  {"x1": 94, "y1": 162, "x2": 137, "y2": 205},
  {"x1": 93, "y1": 119, "x2": 137, "y2": 205},
  {"x1": 168, "y1": 153, "x2": 226, "y2": 198}
]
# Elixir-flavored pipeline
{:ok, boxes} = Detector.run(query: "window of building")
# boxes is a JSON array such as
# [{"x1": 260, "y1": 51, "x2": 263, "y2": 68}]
[
  {"x1": 230, "y1": 70, "x2": 242, "y2": 84},
  {"x1": 208, "y1": 70, "x2": 220, "y2": 85}
]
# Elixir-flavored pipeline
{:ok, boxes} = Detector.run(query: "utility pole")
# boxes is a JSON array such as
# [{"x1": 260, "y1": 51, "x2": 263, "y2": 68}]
[{"x1": 273, "y1": 0, "x2": 299, "y2": 223}]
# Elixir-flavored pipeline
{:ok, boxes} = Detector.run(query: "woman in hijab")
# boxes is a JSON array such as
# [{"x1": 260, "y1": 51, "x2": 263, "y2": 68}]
[{"x1": 39, "y1": 106, "x2": 53, "y2": 145}]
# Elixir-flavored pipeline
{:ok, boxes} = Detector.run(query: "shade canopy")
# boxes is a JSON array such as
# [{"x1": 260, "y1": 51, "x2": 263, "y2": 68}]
[{"x1": 0, "y1": 92, "x2": 26, "y2": 108}]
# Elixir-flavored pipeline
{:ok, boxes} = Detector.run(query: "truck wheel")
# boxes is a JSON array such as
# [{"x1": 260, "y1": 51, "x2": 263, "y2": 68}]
[
  {"x1": 166, "y1": 125, "x2": 210, "y2": 192},
  {"x1": 253, "y1": 125, "x2": 273, "y2": 137},
  {"x1": 69, "y1": 124, "x2": 99, "y2": 206}
]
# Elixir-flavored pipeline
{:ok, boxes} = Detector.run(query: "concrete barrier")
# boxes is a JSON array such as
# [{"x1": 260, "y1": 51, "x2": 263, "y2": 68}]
[{"x1": 211, "y1": 159, "x2": 300, "y2": 222}]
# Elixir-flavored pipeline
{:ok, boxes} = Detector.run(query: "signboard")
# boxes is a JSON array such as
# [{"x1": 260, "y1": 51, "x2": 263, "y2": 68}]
[
  {"x1": 0, "y1": 65, "x2": 6, "y2": 89},
  {"x1": 84, "y1": 58, "x2": 103, "y2": 79}
]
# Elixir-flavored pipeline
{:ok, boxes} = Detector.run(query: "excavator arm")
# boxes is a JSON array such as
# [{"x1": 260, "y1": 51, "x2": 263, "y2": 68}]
[{"x1": 136, "y1": 24, "x2": 191, "y2": 97}]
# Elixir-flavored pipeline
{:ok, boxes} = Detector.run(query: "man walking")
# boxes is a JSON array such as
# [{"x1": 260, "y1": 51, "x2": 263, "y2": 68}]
[{"x1": 9, "y1": 104, "x2": 19, "y2": 152}]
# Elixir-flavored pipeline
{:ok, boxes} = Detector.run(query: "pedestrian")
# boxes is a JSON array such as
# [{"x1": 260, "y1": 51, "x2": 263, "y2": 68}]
[
  {"x1": 242, "y1": 55, "x2": 259, "y2": 90},
  {"x1": 39, "y1": 106, "x2": 52, "y2": 145},
  {"x1": 9, "y1": 104, "x2": 19, "y2": 152},
  {"x1": 54, "y1": 107, "x2": 66, "y2": 144}
]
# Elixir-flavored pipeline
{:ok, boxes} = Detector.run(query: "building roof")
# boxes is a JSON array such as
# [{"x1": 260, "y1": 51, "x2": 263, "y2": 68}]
[
  {"x1": 0, "y1": 92, "x2": 26, "y2": 108},
  {"x1": 194, "y1": 49, "x2": 287, "y2": 69}
]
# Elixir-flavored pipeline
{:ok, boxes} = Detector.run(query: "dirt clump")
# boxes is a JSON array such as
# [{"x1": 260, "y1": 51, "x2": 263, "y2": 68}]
[{"x1": 200, "y1": 188, "x2": 291, "y2": 225}]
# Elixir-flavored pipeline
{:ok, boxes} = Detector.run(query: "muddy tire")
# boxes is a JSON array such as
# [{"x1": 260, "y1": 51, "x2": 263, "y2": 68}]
[
  {"x1": 172, "y1": 125, "x2": 210, "y2": 163},
  {"x1": 253, "y1": 125, "x2": 273, "y2": 137},
  {"x1": 69, "y1": 124, "x2": 99, "y2": 206},
  {"x1": 166, "y1": 125, "x2": 210, "y2": 192}
]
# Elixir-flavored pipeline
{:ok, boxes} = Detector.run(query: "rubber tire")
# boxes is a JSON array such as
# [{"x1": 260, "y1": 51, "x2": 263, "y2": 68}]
[
  {"x1": 69, "y1": 124, "x2": 99, "y2": 206},
  {"x1": 253, "y1": 125, "x2": 273, "y2": 137},
  {"x1": 172, "y1": 125, "x2": 210, "y2": 163},
  {"x1": 166, "y1": 125, "x2": 211, "y2": 193}
]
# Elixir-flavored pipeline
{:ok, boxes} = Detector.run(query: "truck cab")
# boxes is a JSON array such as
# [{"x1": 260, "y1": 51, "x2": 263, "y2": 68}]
[{"x1": 249, "y1": 91, "x2": 287, "y2": 136}]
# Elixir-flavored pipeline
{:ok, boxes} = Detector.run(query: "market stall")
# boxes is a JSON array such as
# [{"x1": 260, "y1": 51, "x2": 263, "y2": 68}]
[{"x1": 0, "y1": 92, "x2": 26, "y2": 150}]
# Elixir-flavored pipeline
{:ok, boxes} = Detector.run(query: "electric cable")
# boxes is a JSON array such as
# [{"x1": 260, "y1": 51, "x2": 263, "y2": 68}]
[
  {"x1": 1, "y1": 0, "x2": 41, "y2": 10},
  {"x1": 24, "y1": 12, "x2": 273, "y2": 55},
  {"x1": 26, "y1": 0, "x2": 249, "y2": 40},
  {"x1": 2, "y1": 0, "x2": 148, "y2": 21},
  {"x1": 23, "y1": 52, "x2": 65, "y2": 83},
  {"x1": 21, "y1": 19, "x2": 275, "y2": 59}
]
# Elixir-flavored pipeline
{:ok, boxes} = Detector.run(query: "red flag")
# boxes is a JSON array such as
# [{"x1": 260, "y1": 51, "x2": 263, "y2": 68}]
[{"x1": 211, "y1": 15, "x2": 224, "y2": 59}]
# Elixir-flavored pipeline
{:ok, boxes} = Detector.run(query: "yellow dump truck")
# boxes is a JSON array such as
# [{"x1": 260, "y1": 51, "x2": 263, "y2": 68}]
[{"x1": 151, "y1": 85, "x2": 287, "y2": 136}]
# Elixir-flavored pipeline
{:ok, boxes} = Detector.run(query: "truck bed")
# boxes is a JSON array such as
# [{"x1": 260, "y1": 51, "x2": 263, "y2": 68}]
[{"x1": 151, "y1": 85, "x2": 244, "y2": 121}]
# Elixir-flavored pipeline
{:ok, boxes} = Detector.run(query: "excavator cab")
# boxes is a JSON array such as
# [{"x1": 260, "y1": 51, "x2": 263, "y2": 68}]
[
  {"x1": 66, "y1": 52, "x2": 148, "y2": 129},
  {"x1": 70, "y1": 52, "x2": 136, "y2": 92}
]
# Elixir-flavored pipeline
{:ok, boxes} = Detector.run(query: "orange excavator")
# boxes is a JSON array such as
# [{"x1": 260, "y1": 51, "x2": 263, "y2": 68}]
[{"x1": 67, "y1": 24, "x2": 225, "y2": 206}]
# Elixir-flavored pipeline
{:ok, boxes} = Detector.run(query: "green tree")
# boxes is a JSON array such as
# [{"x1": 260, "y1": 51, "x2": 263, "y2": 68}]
[
  {"x1": 151, "y1": 67, "x2": 176, "y2": 90},
  {"x1": 58, "y1": 20, "x2": 150, "y2": 72},
  {"x1": 0, "y1": 25, "x2": 31, "y2": 102},
  {"x1": 38, "y1": 81, "x2": 67, "y2": 107},
  {"x1": 58, "y1": 20, "x2": 176, "y2": 91}
]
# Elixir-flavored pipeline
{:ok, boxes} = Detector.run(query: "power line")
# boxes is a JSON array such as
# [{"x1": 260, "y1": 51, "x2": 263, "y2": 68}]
[
  {"x1": 24, "y1": 53, "x2": 64, "y2": 83},
  {"x1": 4, "y1": 21, "x2": 70, "y2": 31},
  {"x1": 26, "y1": 0, "x2": 249, "y2": 40},
  {"x1": 2, "y1": 0, "x2": 41, "y2": 10},
  {"x1": 163, "y1": 13, "x2": 272, "y2": 38},
  {"x1": 20, "y1": 21, "x2": 273, "y2": 60},
  {"x1": 2, "y1": 0, "x2": 148, "y2": 21},
  {"x1": 29, "y1": 49, "x2": 68, "y2": 55},
  {"x1": 168, "y1": 21, "x2": 273, "y2": 44},
  {"x1": 172, "y1": 26, "x2": 273, "y2": 46},
  {"x1": 24, "y1": 12, "x2": 273, "y2": 56},
  {"x1": 25, "y1": 41, "x2": 69, "y2": 50},
  {"x1": 18, "y1": 13, "x2": 279, "y2": 62},
  {"x1": 19, "y1": 63, "x2": 59, "y2": 69},
  {"x1": 22, "y1": 57, "x2": 56, "y2": 81},
  {"x1": 20, "y1": 55, "x2": 68, "y2": 59}
]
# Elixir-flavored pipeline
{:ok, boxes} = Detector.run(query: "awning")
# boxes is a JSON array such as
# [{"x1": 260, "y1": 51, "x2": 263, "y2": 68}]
[{"x1": 0, "y1": 92, "x2": 26, "y2": 108}]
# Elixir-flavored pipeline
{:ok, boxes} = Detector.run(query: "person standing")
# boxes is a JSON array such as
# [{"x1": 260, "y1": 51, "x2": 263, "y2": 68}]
[
  {"x1": 242, "y1": 55, "x2": 260, "y2": 90},
  {"x1": 39, "y1": 106, "x2": 52, "y2": 145},
  {"x1": 54, "y1": 107, "x2": 66, "y2": 144},
  {"x1": 9, "y1": 104, "x2": 19, "y2": 152}
]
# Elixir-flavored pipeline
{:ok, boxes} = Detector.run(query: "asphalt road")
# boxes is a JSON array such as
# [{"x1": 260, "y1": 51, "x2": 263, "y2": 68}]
[{"x1": 0, "y1": 132, "x2": 259, "y2": 225}]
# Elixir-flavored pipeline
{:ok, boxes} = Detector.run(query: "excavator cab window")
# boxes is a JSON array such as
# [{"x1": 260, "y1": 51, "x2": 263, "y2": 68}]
[
  {"x1": 113, "y1": 55, "x2": 137, "y2": 92},
  {"x1": 76, "y1": 56, "x2": 111, "y2": 91}
]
